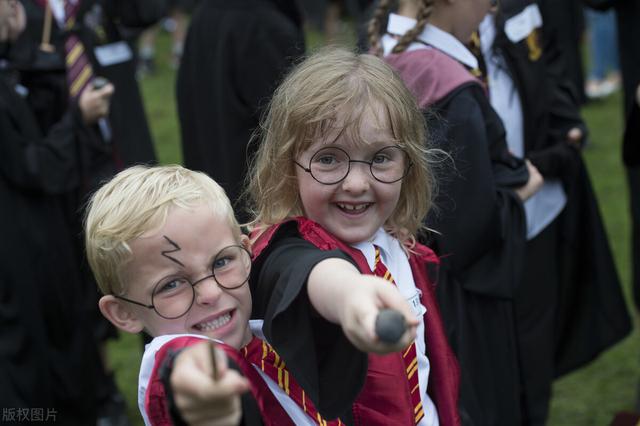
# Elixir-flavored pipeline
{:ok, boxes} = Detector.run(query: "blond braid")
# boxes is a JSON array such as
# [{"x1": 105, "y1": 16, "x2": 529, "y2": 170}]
[
  {"x1": 367, "y1": 0, "x2": 392, "y2": 57},
  {"x1": 391, "y1": 0, "x2": 434, "y2": 54}
]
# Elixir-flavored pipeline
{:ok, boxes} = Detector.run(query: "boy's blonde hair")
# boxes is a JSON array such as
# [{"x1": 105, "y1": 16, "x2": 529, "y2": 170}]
[
  {"x1": 246, "y1": 47, "x2": 434, "y2": 245},
  {"x1": 85, "y1": 165, "x2": 241, "y2": 296}
]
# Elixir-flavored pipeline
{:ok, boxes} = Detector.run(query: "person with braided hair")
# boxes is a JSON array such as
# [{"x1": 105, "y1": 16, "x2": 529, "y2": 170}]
[{"x1": 368, "y1": 1, "x2": 544, "y2": 425}]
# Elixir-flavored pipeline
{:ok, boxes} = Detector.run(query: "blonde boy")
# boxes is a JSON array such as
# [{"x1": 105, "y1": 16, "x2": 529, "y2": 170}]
[
  {"x1": 85, "y1": 164, "x2": 255, "y2": 424},
  {"x1": 85, "y1": 164, "x2": 416, "y2": 425}
]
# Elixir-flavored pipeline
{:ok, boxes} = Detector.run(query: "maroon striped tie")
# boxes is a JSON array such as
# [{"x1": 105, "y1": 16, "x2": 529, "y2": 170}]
[
  {"x1": 63, "y1": 0, "x2": 94, "y2": 99},
  {"x1": 242, "y1": 336, "x2": 345, "y2": 426},
  {"x1": 373, "y1": 245, "x2": 425, "y2": 423}
]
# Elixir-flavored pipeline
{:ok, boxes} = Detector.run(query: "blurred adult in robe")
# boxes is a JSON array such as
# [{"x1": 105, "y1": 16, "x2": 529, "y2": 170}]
[
  {"x1": 1, "y1": 0, "x2": 113, "y2": 422},
  {"x1": 582, "y1": 0, "x2": 640, "y2": 314},
  {"x1": 479, "y1": 1, "x2": 631, "y2": 423},
  {"x1": 176, "y1": 0, "x2": 305, "y2": 223}
]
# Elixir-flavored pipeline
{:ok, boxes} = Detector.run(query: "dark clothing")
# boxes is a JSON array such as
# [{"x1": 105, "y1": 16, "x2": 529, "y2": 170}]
[
  {"x1": 386, "y1": 46, "x2": 528, "y2": 426},
  {"x1": 493, "y1": 4, "x2": 586, "y2": 176},
  {"x1": 552, "y1": 156, "x2": 631, "y2": 373},
  {"x1": 427, "y1": 84, "x2": 526, "y2": 426},
  {"x1": 623, "y1": 99, "x2": 640, "y2": 168},
  {"x1": 11, "y1": 2, "x2": 163, "y2": 418},
  {"x1": 516, "y1": 218, "x2": 560, "y2": 424},
  {"x1": 628, "y1": 166, "x2": 640, "y2": 310},
  {"x1": 15, "y1": 0, "x2": 163, "y2": 339},
  {"x1": 177, "y1": 0, "x2": 305, "y2": 222},
  {"x1": 297, "y1": 0, "x2": 374, "y2": 33},
  {"x1": 250, "y1": 219, "x2": 462, "y2": 425},
  {"x1": 167, "y1": 0, "x2": 200, "y2": 12},
  {"x1": 583, "y1": 0, "x2": 640, "y2": 314},
  {"x1": 0, "y1": 63, "x2": 100, "y2": 424},
  {"x1": 490, "y1": 4, "x2": 582, "y2": 424},
  {"x1": 250, "y1": 222, "x2": 364, "y2": 423},
  {"x1": 495, "y1": 2, "x2": 630, "y2": 378},
  {"x1": 537, "y1": 0, "x2": 587, "y2": 104},
  {"x1": 489, "y1": 3, "x2": 631, "y2": 423},
  {"x1": 624, "y1": 102, "x2": 640, "y2": 310},
  {"x1": 17, "y1": 0, "x2": 161, "y2": 185},
  {"x1": 583, "y1": 0, "x2": 640, "y2": 115}
]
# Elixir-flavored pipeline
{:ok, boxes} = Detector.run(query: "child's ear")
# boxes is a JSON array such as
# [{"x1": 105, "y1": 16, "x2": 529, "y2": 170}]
[
  {"x1": 98, "y1": 295, "x2": 145, "y2": 334},
  {"x1": 240, "y1": 234, "x2": 251, "y2": 253}
]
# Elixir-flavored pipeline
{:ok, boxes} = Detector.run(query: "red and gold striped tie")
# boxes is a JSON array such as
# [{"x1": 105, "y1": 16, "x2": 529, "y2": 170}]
[
  {"x1": 373, "y1": 245, "x2": 424, "y2": 424},
  {"x1": 63, "y1": 0, "x2": 94, "y2": 99},
  {"x1": 242, "y1": 337, "x2": 344, "y2": 426}
]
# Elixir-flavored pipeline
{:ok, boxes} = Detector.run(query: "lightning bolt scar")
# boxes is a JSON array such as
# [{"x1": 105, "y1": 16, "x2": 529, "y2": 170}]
[{"x1": 161, "y1": 235, "x2": 185, "y2": 267}]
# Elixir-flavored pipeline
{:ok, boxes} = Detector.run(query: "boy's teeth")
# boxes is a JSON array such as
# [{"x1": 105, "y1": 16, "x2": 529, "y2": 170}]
[{"x1": 197, "y1": 312, "x2": 231, "y2": 331}]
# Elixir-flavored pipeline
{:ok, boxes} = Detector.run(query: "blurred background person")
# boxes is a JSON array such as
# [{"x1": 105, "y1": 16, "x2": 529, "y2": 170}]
[
  {"x1": 176, "y1": 0, "x2": 305, "y2": 223},
  {"x1": 479, "y1": 1, "x2": 631, "y2": 424},
  {"x1": 584, "y1": 5, "x2": 620, "y2": 100},
  {"x1": 137, "y1": 0, "x2": 200, "y2": 74},
  {"x1": 537, "y1": 0, "x2": 587, "y2": 104},
  {"x1": 583, "y1": 0, "x2": 640, "y2": 350},
  {"x1": 12, "y1": 0, "x2": 165, "y2": 423},
  {"x1": 1, "y1": 0, "x2": 114, "y2": 423},
  {"x1": 298, "y1": 0, "x2": 374, "y2": 46},
  {"x1": 583, "y1": 0, "x2": 639, "y2": 308}
]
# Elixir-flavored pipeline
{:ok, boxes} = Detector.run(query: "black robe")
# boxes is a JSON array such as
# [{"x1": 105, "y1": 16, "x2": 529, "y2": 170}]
[
  {"x1": 495, "y1": 0, "x2": 630, "y2": 376},
  {"x1": 426, "y1": 83, "x2": 526, "y2": 426},
  {"x1": 176, "y1": 0, "x2": 305, "y2": 222},
  {"x1": 488, "y1": 2, "x2": 631, "y2": 423},
  {"x1": 249, "y1": 222, "x2": 365, "y2": 424},
  {"x1": 16, "y1": 0, "x2": 162, "y2": 183},
  {"x1": 387, "y1": 44, "x2": 528, "y2": 426},
  {"x1": 582, "y1": 0, "x2": 640, "y2": 314},
  {"x1": 0, "y1": 62, "x2": 100, "y2": 424},
  {"x1": 623, "y1": 101, "x2": 640, "y2": 311},
  {"x1": 14, "y1": 0, "x2": 164, "y2": 349},
  {"x1": 537, "y1": 0, "x2": 587, "y2": 104}
]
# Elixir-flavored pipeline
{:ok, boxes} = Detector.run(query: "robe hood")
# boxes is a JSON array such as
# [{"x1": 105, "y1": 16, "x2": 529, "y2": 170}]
[{"x1": 384, "y1": 48, "x2": 481, "y2": 108}]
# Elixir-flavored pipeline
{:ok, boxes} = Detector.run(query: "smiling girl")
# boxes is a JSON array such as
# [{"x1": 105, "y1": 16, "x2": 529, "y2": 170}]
[{"x1": 247, "y1": 47, "x2": 460, "y2": 426}]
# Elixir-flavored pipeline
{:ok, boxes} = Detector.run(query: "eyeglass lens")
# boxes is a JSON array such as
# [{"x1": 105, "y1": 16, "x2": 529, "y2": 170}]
[
  {"x1": 150, "y1": 245, "x2": 251, "y2": 319},
  {"x1": 308, "y1": 146, "x2": 408, "y2": 184}
]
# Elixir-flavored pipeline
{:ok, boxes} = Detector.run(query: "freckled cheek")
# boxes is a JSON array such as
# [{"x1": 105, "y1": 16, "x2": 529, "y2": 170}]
[
  {"x1": 299, "y1": 188, "x2": 333, "y2": 215},
  {"x1": 150, "y1": 317, "x2": 189, "y2": 336}
]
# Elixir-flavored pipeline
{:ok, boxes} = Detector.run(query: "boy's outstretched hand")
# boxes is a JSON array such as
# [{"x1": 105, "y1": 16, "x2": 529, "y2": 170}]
[
  {"x1": 307, "y1": 258, "x2": 419, "y2": 354},
  {"x1": 171, "y1": 341, "x2": 251, "y2": 426}
]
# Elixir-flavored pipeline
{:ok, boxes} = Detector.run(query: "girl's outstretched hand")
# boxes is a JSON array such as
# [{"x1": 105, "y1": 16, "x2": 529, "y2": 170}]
[
  {"x1": 307, "y1": 258, "x2": 418, "y2": 354},
  {"x1": 171, "y1": 341, "x2": 250, "y2": 426},
  {"x1": 339, "y1": 275, "x2": 419, "y2": 353}
]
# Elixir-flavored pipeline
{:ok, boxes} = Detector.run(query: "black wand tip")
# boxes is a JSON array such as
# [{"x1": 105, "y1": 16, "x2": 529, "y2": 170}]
[{"x1": 375, "y1": 309, "x2": 407, "y2": 344}]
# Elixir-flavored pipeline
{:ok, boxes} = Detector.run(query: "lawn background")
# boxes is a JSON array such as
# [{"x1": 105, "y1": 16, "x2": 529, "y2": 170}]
[{"x1": 106, "y1": 28, "x2": 639, "y2": 426}]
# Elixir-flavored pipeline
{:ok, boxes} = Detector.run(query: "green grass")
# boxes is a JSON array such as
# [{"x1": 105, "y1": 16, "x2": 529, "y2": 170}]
[{"x1": 108, "y1": 31, "x2": 638, "y2": 425}]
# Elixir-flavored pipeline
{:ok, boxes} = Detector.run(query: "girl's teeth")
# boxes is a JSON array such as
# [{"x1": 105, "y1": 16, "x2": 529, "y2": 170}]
[
  {"x1": 197, "y1": 312, "x2": 231, "y2": 331},
  {"x1": 338, "y1": 203, "x2": 368, "y2": 212}
]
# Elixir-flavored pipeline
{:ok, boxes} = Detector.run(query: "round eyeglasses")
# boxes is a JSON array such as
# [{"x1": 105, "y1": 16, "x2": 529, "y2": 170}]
[
  {"x1": 114, "y1": 245, "x2": 251, "y2": 319},
  {"x1": 294, "y1": 146, "x2": 412, "y2": 185}
]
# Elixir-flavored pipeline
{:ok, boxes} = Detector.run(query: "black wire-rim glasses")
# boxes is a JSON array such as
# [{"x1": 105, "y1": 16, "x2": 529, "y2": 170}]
[
  {"x1": 114, "y1": 245, "x2": 251, "y2": 319},
  {"x1": 294, "y1": 145, "x2": 412, "y2": 185}
]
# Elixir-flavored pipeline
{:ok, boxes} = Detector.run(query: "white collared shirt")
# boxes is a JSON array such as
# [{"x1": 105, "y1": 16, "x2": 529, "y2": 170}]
[
  {"x1": 479, "y1": 14, "x2": 566, "y2": 240},
  {"x1": 139, "y1": 324, "x2": 316, "y2": 426},
  {"x1": 352, "y1": 229, "x2": 439, "y2": 426},
  {"x1": 382, "y1": 13, "x2": 478, "y2": 70},
  {"x1": 46, "y1": 0, "x2": 66, "y2": 27}
]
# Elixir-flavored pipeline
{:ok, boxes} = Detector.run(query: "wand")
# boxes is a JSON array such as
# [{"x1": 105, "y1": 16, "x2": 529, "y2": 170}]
[
  {"x1": 209, "y1": 341, "x2": 218, "y2": 381},
  {"x1": 375, "y1": 309, "x2": 407, "y2": 344}
]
